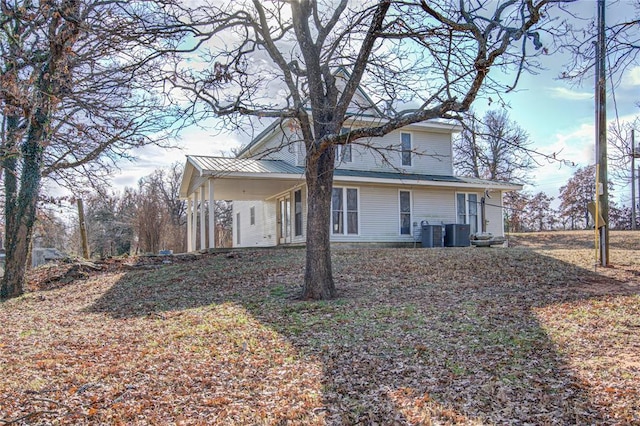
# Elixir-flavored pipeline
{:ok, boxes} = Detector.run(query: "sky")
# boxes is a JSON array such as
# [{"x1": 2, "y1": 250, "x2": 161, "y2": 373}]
[{"x1": 101, "y1": 1, "x2": 639, "y2": 208}]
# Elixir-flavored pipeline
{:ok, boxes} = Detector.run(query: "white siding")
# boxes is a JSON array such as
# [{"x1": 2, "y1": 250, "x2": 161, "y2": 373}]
[
  {"x1": 247, "y1": 127, "x2": 298, "y2": 164},
  {"x1": 337, "y1": 128, "x2": 453, "y2": 175},
  {"x1": 245, "y1": 124, "x2": 454, "y2": 176},
  {"x1": 232, "y1": 200, "x2": 277, "y2": 247},
  {"x1": 331, "y1": 185, "x2": 458, "y2": 243}
]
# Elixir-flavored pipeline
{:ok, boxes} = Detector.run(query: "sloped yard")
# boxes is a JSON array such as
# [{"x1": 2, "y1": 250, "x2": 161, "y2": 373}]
[{"x1": 1, "y1": 231, "x2": 639, "y2": 424}]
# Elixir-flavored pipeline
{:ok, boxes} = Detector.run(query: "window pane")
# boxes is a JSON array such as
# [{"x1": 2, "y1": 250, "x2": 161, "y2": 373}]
[
  {"x1": 347, "y1": 212, "x2": 358, "y2": 234},
  {"x1": 401, "y1": 133, "x2": 411, "y2": 166},
  {"x1": 294, "y1": 190, "x2": 302, "y2": 236},
  {"x1": 343, "y1": 144, "x2": 352, "y2": 162},
  {"x1": 332, "y1": 188, "x2": 343, "y2": 211},
  {"x1": 457, "y1": 193, "x2": 466, "y2": 223},
  {"x1": 400, "y1": 191, "x2": 410, "y2": 213},
  {"x1": 332, "y1": 188, "x2": 343, "y2": 234},
  {"x1": 401, "y1": 213, "x2": 411, "y2": 235},
  {"x1": 347, "y1": 188, "x2": 357, "y2": 211},
  {"x1": 332, "y1": 211, "x2": 343, "y2": 234},
  {"x1": 468, "y1": 194, "x2": 478, "y2": 215}
]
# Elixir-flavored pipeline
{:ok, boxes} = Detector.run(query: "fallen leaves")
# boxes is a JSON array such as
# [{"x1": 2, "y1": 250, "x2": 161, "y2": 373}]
[{"x1": 0, "y1": 230, "x2": 639, "y2": 424}]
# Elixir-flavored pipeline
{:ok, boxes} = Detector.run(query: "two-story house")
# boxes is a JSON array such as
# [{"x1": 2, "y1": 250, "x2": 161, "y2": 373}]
[{"x1": 179, "y1": 91, "x2": 521, "y2": 250}]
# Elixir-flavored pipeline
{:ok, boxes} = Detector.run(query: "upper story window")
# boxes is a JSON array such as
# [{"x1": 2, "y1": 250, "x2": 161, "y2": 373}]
[
  {"x1": 401, "y1": 132, "x2": 412, "y2": 166},
  {"x1": 336, "y1": 127, "x2": 353, "y2": 164}
]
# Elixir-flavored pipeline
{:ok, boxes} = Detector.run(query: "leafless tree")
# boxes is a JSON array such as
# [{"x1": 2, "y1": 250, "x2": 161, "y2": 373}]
[
  {"x1": 165, "y1": 0, "x2": 573, "y2": 299},
  {"x1": 561, "y1": 1, "x2": 640, "y2": 83},
  {"x1": 455, "y1": 109, "x2": 535, "y2": 184},
  {"x1": 0, "y1": 1, "x2": 181, "y2": 299}
]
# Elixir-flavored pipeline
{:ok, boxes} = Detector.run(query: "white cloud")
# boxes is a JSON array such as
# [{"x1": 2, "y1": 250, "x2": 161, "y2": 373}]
[
  {"x1": 622, "y1": 65, "x2": 640, "y2": 87},
  {"x1": 547, "y1": 86, "x2": 593, "y2": 101},
  {"x1": 527, "y1": 123, "x2": 595, "y2": 198}
]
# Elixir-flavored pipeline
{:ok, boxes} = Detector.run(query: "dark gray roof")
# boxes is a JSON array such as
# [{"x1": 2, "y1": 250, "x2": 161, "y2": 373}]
[{"x1": 334, "y1": 169, "x2": 520, "y2": 188}]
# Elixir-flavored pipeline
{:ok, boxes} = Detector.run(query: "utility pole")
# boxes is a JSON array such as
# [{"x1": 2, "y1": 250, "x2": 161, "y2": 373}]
[
  {"x1": 595, "y1": 0, "x2": 609, "y2": 266},
  {"x1": 632, "y1": 129, "x2": 637, "y2": 230}
]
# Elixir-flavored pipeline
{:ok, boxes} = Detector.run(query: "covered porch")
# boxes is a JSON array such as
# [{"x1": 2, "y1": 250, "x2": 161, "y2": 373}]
[{"x1": 179, "y1": 156, "x2": 305, "y2": 252}]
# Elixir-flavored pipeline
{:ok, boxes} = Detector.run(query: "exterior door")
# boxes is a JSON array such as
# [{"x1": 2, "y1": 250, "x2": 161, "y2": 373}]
[{"x1": 278, "y1": 195, "x2": 291, "y2": 244}]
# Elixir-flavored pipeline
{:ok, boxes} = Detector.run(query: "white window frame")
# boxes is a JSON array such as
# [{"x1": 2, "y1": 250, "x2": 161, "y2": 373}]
[
  {"x1": 331, "y1": 186, "x2": 360, "y2": 236},
  {"x1": 399, "y1": 190, "x2": 412, "y2": 235},
  {"x1": 456, "y1": 192, "x2": 479, "y2": 234},
  {"x1": 401, "y1": 132, "x2": 412, "y2": 167},
  {"x1": 250, "y1": 206, "x2": 255, "y2": 226}
]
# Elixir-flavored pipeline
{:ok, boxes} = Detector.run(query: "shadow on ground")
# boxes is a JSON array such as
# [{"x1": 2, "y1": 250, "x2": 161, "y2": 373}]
[{"x1": 87, "y1": 247, "x2": 638, "y2": 424}]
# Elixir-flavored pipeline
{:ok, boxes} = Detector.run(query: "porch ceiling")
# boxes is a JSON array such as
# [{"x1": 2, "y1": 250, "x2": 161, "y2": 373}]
[{"x1": 208, "y1": 175, "x2": 304, "y2": 200}]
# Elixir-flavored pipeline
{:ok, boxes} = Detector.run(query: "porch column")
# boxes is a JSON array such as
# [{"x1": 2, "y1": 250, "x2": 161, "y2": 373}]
[
  {"x1": 208, "y1": 179, "x2": 215, "y2": 249},
  {"x1": 192, "y1": 189, "x2": 199, "y2": 251},
  {"x1": 200, "y1": 185, "x2": 206, "y2": 250},
  {"x1": 186, "y1": 196, "x2": 193, "y2": 252}
]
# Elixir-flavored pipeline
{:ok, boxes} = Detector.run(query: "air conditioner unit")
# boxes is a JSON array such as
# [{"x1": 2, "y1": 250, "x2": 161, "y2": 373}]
[
  {"x1": 444, "y1": 224, "x2": 471, "y2": 247},
  {"x1": 421, "y1": 224, "x2": 444, "y2": 248}
]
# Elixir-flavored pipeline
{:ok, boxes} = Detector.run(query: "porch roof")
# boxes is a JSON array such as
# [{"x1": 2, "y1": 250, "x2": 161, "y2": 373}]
[{"x1": 179, "y1": 156, "x2": 521, "y2": 201}]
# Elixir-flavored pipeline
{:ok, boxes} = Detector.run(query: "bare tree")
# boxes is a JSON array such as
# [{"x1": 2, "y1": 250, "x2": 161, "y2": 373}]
[
  {"x1": 608, "y1": 119, "x2": 640, "y2": 184},
  {"x1": 166, "y1": 0, "x2": 573, "y2": 299},
  {"x1": 561, "y1": 1, "x2": 640, "y2": 83},
  {"x1": 83, "y1": 188, "x2": 136, "y2": 258},
  {"x1": 0, "y1": 1, "x2": 180, "y2": 299},
  {"x1": 455, "y1": 109, "x2": 535, "y2": 183}
]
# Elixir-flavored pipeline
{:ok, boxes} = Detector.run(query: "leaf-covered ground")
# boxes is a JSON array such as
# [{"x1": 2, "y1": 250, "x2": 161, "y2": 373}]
[{"x1": 1, "y1": 231, "x2": 639, "y2": 425}]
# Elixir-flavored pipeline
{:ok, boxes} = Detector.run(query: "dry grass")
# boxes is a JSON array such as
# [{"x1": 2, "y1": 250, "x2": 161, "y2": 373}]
[{"x1": 1, "y1": 231, "x2": 639, "y2": 424}]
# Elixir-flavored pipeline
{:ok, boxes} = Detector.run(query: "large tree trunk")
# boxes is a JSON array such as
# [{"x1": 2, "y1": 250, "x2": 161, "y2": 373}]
[
  {"x1": 302, "y1": 148, "x2": 336, "y2": 300},
  {"x1": 1, "y1": 115, "x2": 45, "y2": 300}
]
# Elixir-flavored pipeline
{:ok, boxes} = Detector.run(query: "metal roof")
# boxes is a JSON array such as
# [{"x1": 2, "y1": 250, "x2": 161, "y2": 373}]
[
  {"x1": 187, "y1": 155, "x2": 520, "y2": 189},
  {"x1": 188, "y1": 156, "x2": 304, "y2": 177},
  {"x1": 333, "y1": 169, "x2": 521, "y2": 189}
]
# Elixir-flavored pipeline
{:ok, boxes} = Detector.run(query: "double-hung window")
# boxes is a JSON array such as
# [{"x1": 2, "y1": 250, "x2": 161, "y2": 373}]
[
  {"x1": 337, "y1": 127, "x2": 352, "y2": 164},
  {"x1": 332, "y1": 187, "x2": 358, "y2": 235},
  {"x1": 457, "y1": 193, "x2": 479, "y2": 234},
  {"x1": 401, "y1": 132, "x2": 412, "y2": 166},
  {"x1": 400, "y1": 191, "x2": 412, "y2": 235}
]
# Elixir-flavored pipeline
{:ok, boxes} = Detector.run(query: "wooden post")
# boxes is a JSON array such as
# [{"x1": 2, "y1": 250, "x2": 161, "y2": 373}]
[
  {"x1": 595, "y1": 0, "x2": 609, "y2": 266},
  {"x1": 632, "y1": 129, "x2": 636, "y2": 230},
  {"x1": 77, "y1": 199, "x2": 90, "y2": 259}
]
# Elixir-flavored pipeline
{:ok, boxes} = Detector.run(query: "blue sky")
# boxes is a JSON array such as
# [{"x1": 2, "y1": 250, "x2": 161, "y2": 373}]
[{"x1": 107, "y1": 1, "x2": 639, "y2": 207}]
